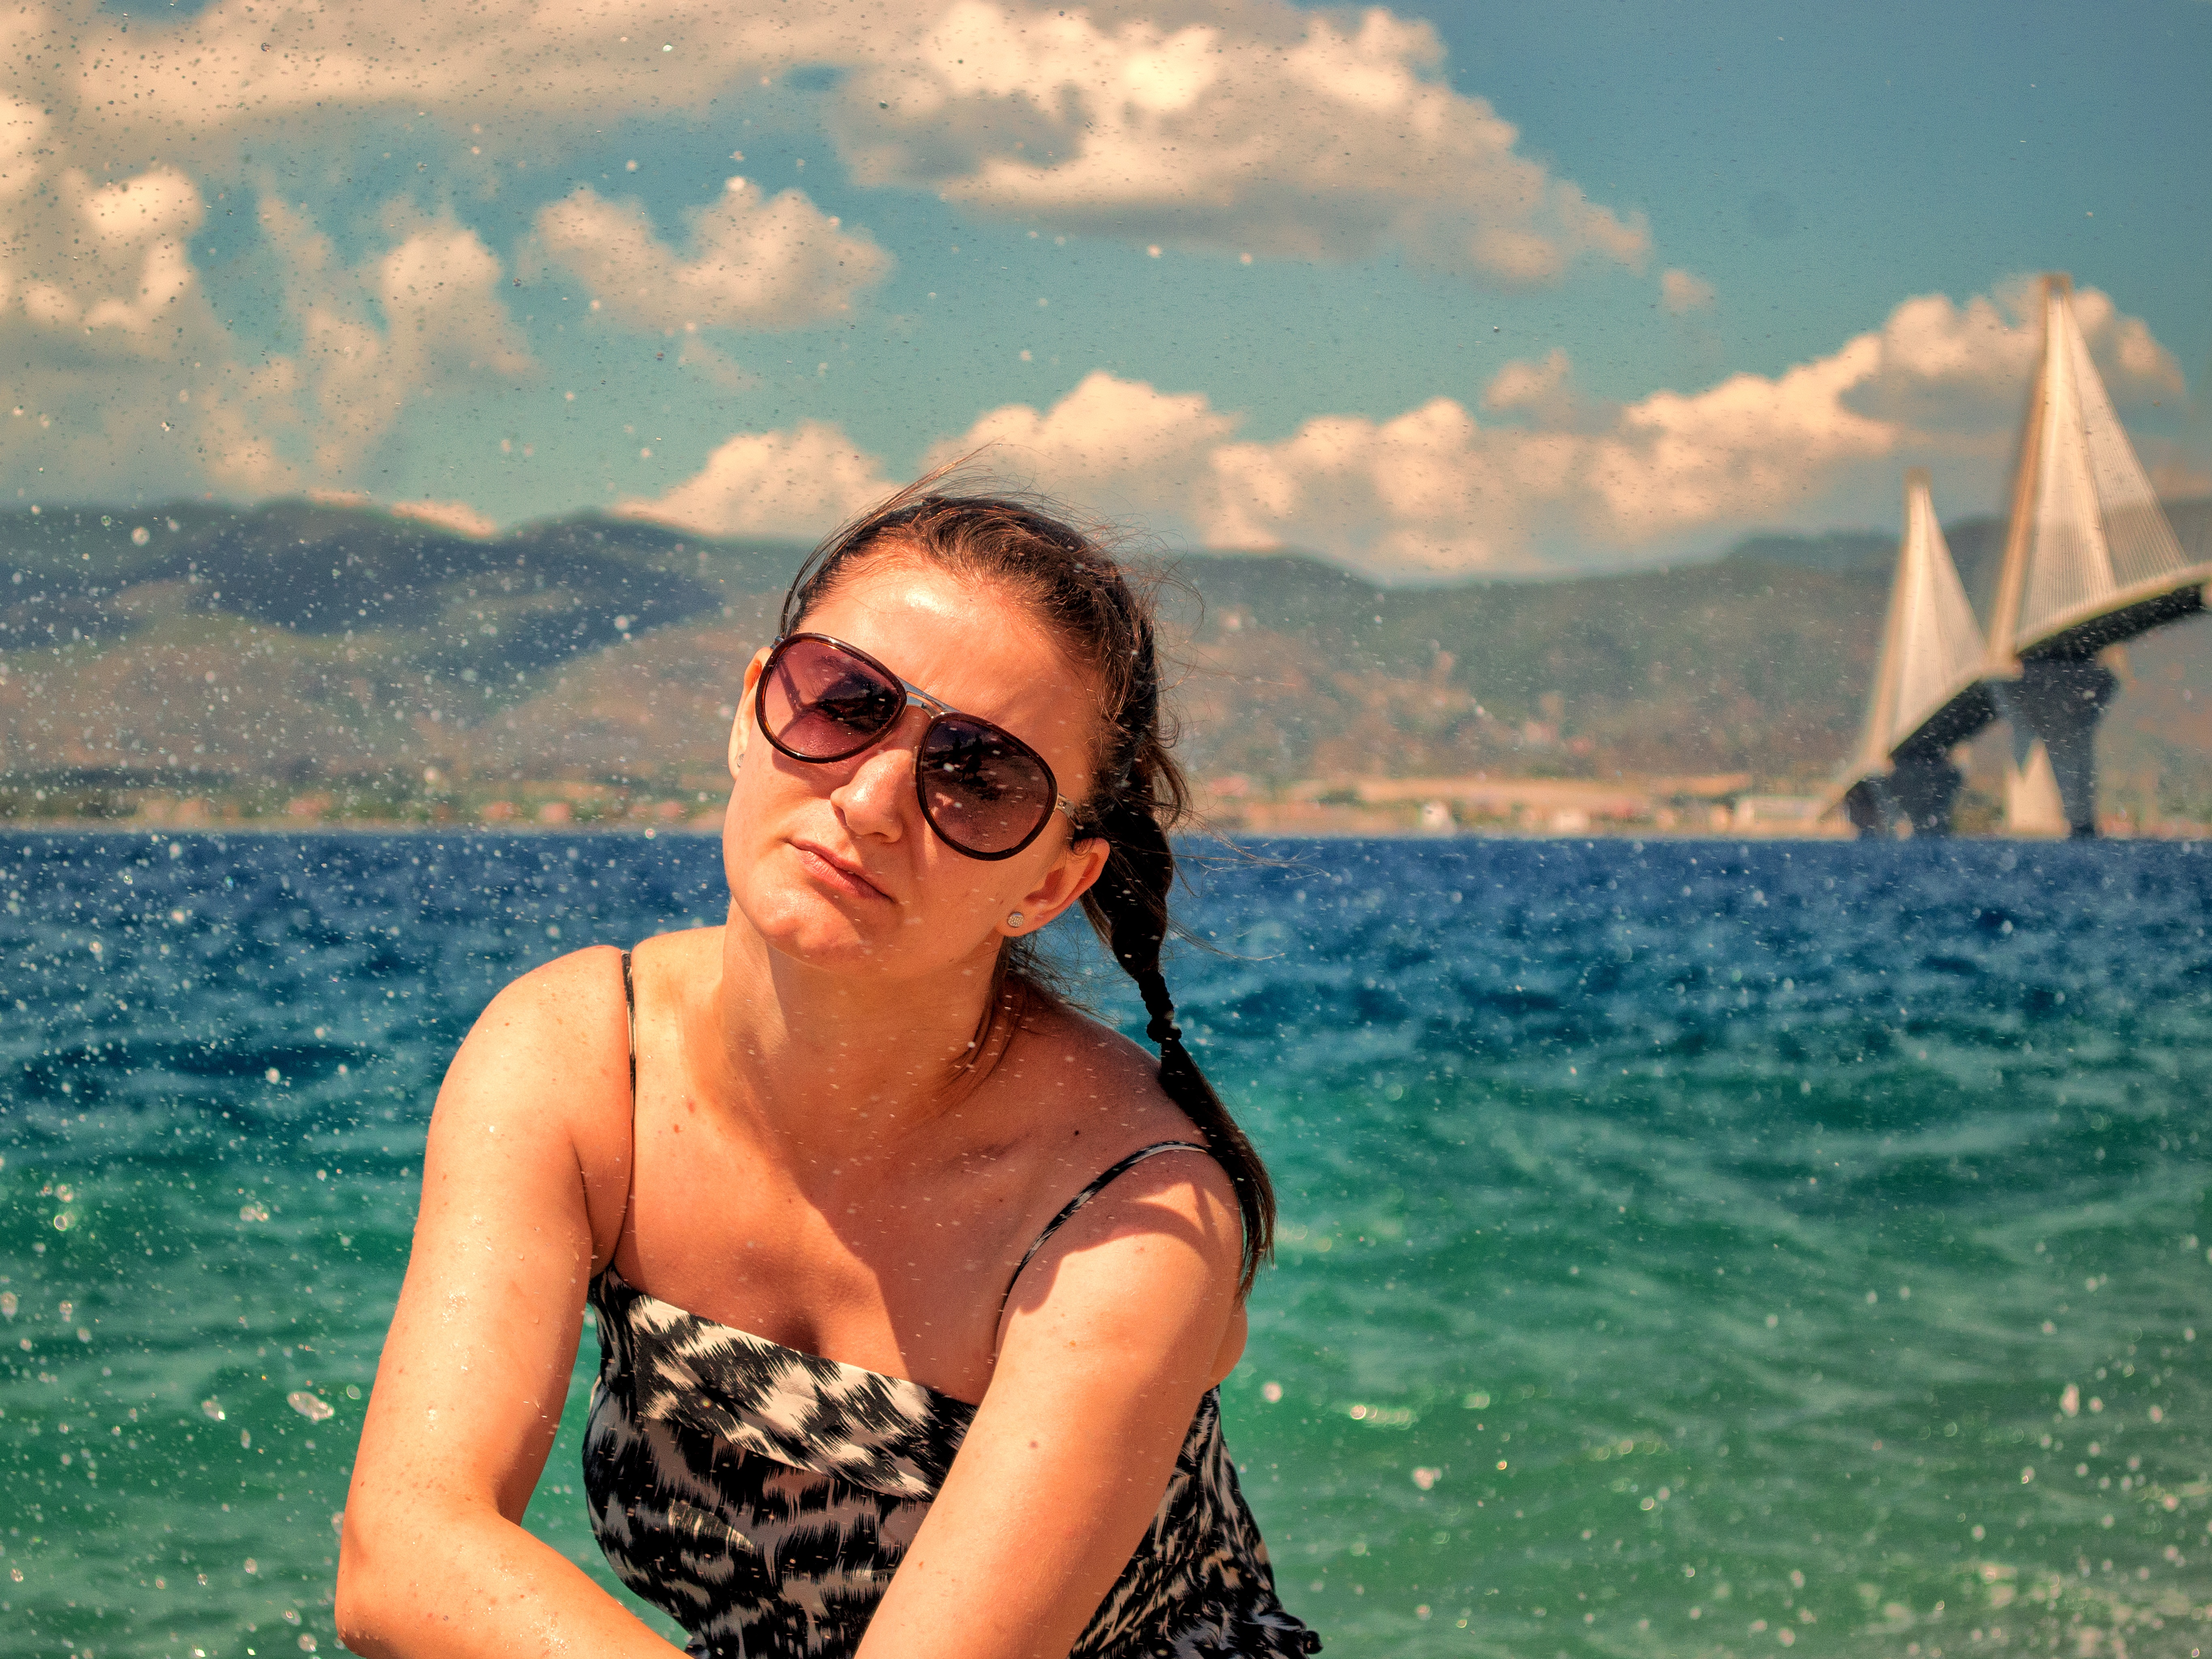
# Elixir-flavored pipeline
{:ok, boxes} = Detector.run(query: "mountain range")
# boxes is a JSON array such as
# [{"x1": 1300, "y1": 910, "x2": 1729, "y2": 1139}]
[{"x1": 3, "y1": 495, "x2": 2210, "y2": 824}]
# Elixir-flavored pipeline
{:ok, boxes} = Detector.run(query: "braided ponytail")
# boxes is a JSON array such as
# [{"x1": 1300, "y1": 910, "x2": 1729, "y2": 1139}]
[
  {"x1": 1088, "y1": 798, "x2": 1276, "y2": 1294},
  {"x1": 783, "y1": 468, "x2": 1279, "y2": 1295}
]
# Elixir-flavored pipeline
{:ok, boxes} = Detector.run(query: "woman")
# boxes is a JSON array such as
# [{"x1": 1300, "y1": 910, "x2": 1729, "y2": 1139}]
[{"x1": 335, "y1": 484, "x2": 1319, "y2": 1659}]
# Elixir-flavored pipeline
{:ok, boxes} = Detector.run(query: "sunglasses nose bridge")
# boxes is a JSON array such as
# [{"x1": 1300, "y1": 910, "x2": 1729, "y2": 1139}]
[{"x1": 898, "y1": 682, "x2": 955, "y2": 722}]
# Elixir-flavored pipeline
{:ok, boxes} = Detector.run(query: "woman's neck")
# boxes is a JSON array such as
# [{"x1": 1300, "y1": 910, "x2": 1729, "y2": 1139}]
[{"x1": 705, "y1": 913, "x2": 1014, "y2": 1157}]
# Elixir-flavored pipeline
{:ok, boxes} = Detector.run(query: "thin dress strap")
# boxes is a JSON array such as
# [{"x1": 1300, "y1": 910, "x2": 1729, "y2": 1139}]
[
  {"x1": 619, "y1": 949, "x2": 638, "y2": 1102},
  {"x1": 998, "y1": 1141, "x2": 1209, "y2": 1322}
]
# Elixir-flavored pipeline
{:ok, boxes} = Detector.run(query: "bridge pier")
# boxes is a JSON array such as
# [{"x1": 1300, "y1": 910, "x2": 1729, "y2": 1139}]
[
  {"x1": 1884, "y1": 749, "x2": 1966, "y2": 836},
  {"x1": 1840, "y1": 778, "x2": 1890, "y2": 838},
  {"x1": 1839, "y1": 751, "x2": 1964, "y2": 837},
  {"x1": 1996, "y1": 657, "x2": 2117, "y2": 838}
]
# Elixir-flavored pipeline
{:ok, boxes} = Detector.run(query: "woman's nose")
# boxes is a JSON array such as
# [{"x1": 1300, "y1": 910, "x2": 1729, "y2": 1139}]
[{"x1": 828, "y1": 733, "x2": 917, "y2": 840}]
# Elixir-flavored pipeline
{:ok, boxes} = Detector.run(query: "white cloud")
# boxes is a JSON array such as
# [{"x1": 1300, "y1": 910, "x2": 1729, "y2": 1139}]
[
  {"x1": 376, "y1": 222, "x2": 535, "y2": 382},
  {"x1": 238, "y1": 198, "x2": 535, "y2": 484},
  {"x1": 0, "y1": 0, "x2": 543, "y2": 501},
  {"x1": 621, "y1": 281, "x2": 2193, "y2": 578},
  {"x1": 1201, "y1": 399, "x2": 1542, "y2": 574},
  {"x1": 1192, "y1": 281, "x2": 2190, "y2": 576},
  {"x1": 924, "y1": 370, "x2": 1237, "y2": 525},
  {"x1": 1842, "y1": 281, "x2": 2182, "y2": 436},
  {"x1": 835, "y1": 1, "x2": 1647, "y2": 284},
  {"x1": 1661, "y1": 268, "x2": 1715, "y2": 314},
  {"x1": 392, "y1": 498, "x2": 499, "y2": 538},
  {"x1": 0, "y1": 0, "x2": 1656, "y2": 506},
  {"x1": 0, "y1": 98, "x2": 46, "y2": 200},
  {"x1": 0, "y1": 166, "x2": 211, "y2": 363},
  {"x1": 534, "y1": 180, "x2": 892, "y2": 333},
  {"x1": 86, "y1": 0, "x2": 1643, "y2": 290},
  {"x1": 1480, "y1": 348, "x2": 1585, "y2": 429},
  {"x1": 616, "y1": 420, "x2": 892, "y2": 539},
  {"x1": 0, "y1": 157, "x2": 252, "y2": 499}
]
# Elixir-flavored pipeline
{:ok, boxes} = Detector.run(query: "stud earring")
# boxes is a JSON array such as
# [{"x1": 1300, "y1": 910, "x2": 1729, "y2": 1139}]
[{"x1": 1006, "y1": 912, "x2": 1024, "y2": 929}]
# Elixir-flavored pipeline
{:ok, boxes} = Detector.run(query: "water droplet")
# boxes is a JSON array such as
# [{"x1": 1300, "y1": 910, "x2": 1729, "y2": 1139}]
[
  {"x1": 202, "y1": 1398, "x2": 225, "y2": 1421},
  {"x1": 288, "y1": 1390, "x2": 335, "y2": 1423}
]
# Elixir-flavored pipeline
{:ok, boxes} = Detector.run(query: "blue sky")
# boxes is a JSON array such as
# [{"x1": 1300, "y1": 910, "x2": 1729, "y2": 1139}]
[{"x1": 8, "y1": 0, "x2": 2208, "y2": 576}]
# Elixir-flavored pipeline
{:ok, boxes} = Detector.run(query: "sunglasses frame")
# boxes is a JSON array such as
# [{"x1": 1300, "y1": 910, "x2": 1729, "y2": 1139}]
[{"x1": 755, "y1": 631, "x2": 1079, "y2": 862}]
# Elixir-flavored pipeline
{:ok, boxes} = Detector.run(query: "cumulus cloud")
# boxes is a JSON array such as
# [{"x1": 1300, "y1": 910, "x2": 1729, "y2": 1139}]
[
  {"x1": 0, "y1": 157, "x2": 250, "y2": 498},
  {"x1": 836, "y1": 2, "x2": 1647, "y2": 284},
  {"x1": 534, "y1": 180, "x2": 892, "y2": 333},
  {"x1": 622, "y1": 281, "x2": 2191, "y2": 579},
  {"x1": 1661, "y1": 268, "x2": 1715, "y2": 313},
  {"x1": 1190, "y1": 281, "x2": 2190, "y2": 576},
  {"x1": 0, "y1": 0, "x2": 546, "y2": 499},
  {"x1": 78, "y1": 0, "x2": 1643, "y2": 290},
  {"x1": 1841, "y1": 281, "x2": 2181, "y2": 436},
  {"x1": 1480, "y1": 348, "x2": 1590, "y2": 431},
  {"x1": 616, "y1": 420, "x2": 892, "y2": 539},
  {"x1": 924, "y1": 371, "x2": 1238, "y2": 525},
  {"x1": 0, "y1": 0, "x2": 1655, "y2": 505},
  {"x1": 392, "y1": 498, "x2": 499, "y2": 538},
  {"x1": 0, "y1": 97, "x2": 45, "y2": 199},
  {"x1": 248, "y1": 199, "x2": 535, "y2": 483},
  {"x1": 0, "y1": 165, "x2": 209, "y2": 363}
]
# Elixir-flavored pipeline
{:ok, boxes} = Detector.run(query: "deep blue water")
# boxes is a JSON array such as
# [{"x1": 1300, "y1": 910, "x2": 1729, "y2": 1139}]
[{"x1": 3, "y1": 831, "x2": 2210, "y2": 1658}]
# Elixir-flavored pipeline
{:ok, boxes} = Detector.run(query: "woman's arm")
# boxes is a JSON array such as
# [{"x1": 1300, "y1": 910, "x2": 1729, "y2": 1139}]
[
  {"x1": 855, "y1": 1148, "x2": 1249, "y2": 1659},
  {"x1": 335, "y1": 948, "x2": 680, "y2": 1659}
]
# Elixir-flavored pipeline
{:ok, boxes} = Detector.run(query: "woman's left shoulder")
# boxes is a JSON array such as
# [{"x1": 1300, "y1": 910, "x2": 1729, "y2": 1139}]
[
  {"x1": 1002, "y1": 998, "x2": 1240, "y2": 1236},
  {"x1": 1011, "y1": 996, "x2": 1175, "y2": 1107}
]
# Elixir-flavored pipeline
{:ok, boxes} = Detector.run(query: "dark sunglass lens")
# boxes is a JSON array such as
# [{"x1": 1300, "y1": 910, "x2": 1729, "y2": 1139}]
[
  {"x1": 919, "y1": 717, "x2": 1054, "y2": 855},
  {"x1": 762, "y1": 639, "x2": 902, "y2": 759}
]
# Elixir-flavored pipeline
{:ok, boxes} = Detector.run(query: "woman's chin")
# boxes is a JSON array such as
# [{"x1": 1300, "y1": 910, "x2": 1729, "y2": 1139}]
[{"x1": 738, "y1": 888, "x2": 898, "y2": 967}]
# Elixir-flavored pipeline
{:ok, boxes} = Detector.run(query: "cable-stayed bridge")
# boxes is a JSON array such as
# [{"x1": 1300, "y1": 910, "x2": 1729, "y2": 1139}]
[{"x1": 1836, "y1": 275, "x2": 2211, "y2": 837}]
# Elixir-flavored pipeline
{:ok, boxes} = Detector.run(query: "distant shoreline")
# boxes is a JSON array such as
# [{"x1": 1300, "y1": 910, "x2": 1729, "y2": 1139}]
[{"x1": 0, "y1": 818, "x2": 2202, "y2": 844}]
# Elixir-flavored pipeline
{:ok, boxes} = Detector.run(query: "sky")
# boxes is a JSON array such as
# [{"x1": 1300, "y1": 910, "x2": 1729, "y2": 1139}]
[{"x1": 4, "y1": 0, "x2": 2208, "y2": 578}]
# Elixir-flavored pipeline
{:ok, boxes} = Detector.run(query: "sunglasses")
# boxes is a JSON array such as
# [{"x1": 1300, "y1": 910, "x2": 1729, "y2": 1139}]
[{"x1": 755, "y1": 632, "x2": 1079, "y2": 861}]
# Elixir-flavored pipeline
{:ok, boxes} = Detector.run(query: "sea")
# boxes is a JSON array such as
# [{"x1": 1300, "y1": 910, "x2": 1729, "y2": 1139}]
[{"x1": 2, "y1": 830, "x2": 2209, "y2": 1659}]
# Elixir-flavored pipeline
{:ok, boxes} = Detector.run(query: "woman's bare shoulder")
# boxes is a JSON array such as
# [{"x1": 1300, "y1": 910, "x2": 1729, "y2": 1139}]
[
  {"x1": 432, "y1": 943, "x2": 640, "y2": 1259},
  {"x1": 437, "y1": 944, "x2": 637, "y2": 1149},
  {"x1": 1011, "y1": 994, "x2": 1176, "y2": 1109},
  {"x1": 464, "y1": 942, "x2": 631, "y2": 1057},
  {"x1": 1004, "y1": 994, "x2": 1235, "y2": 1211},
  {"x1": 992, "y1": 998, "x2": 1246, "y2": 1351}
]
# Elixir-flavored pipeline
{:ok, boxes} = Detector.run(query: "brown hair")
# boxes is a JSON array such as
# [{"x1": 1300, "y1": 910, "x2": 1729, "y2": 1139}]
[{"x1": 777, "y1": 477, "x2": 1276, "y2": 1293}]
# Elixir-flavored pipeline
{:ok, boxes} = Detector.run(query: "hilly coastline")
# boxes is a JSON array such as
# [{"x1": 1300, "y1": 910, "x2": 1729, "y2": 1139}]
[{"x1": 3, "y1": 497, "x2": 2210, "y2": 831}]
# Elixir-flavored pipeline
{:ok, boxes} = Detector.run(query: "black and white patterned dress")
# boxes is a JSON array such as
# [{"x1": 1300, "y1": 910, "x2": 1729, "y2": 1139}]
[
  {"x1": 581, "y1": 969, "x2": 1319, "y2": 1659},
  {"x1": 583, "y1": 957, "x2": 1316, "y2": 1657}
]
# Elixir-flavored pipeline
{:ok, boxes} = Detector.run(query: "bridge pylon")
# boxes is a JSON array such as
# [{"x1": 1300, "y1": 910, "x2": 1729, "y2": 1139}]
[
  {"x1": 1832, "y1": 469, "x2": 1994, "y2": 836},
  {"x1": 1982, "y1": 274, "x2": 2209, "y2": 836}
]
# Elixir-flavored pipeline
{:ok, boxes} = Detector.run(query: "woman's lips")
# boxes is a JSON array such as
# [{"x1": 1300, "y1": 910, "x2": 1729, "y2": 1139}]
[{"x1": 791, "y1": 840, "x2": 892, "y2": 902}]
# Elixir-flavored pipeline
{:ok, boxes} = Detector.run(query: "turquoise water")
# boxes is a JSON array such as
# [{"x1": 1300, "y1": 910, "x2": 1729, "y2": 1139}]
[{"x1": 3, "y1": 831, "x2": 2210, "y2": 1659}]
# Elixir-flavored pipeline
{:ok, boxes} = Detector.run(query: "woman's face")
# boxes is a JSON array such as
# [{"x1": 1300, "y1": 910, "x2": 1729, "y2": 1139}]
[{"x1": 721, "y1": 554, "x2": 1112, "y2": 985}]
